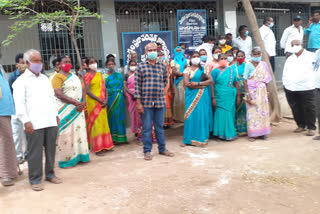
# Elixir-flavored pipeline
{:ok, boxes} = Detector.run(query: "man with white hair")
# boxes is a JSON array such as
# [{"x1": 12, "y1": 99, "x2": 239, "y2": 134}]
[
  {"x1": 13, "y1": 49, "x2": 62, "y2": 191},
  {"x1": 135, "y1": 43, "x2": 174, "y2": 160},
  {"x1": 282, "y1": 40, "x2": 316, "y2": 136}
]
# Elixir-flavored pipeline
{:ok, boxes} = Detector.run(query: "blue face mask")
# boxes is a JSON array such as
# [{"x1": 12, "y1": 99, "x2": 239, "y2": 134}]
[
  {"x1": 269, "y1": 22, "x2": 274, "y2": 28},
  {"x1": 244, "y1": 31, "x2": 249, "y2": 37},
  {"x1": 200, "y1": 56, "x2": 207, "y2": 62},
  {"x1": 251, "y1": 56, "x2": 262, "y2": 62},
  {"x1": 147, "y1": 52, "x2": 158, "y2": 60}
]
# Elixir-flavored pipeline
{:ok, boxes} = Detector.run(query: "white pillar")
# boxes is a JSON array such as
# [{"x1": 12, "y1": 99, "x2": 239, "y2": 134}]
[
  {"x1": 222, "y1": 0, "x2": 238, "y2": 37},
  {"x1": 98, "y1": 0, "x2": 120, "y2": 65}
]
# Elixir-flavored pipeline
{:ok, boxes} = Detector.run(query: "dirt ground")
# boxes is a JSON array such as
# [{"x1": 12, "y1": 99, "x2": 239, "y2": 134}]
[{"x1": 1, "y1": 120, "x2": 320, "y2": 214}]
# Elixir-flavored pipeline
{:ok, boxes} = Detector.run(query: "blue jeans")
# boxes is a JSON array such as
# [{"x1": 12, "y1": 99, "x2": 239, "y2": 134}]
[
  {"x1": 11, "y1": 115, "x2": 28, "y2": 160},
  {"x1": 141, "y1": 107, "x2": 166, "y2": 153},
  {"x1": 307, "y1": 48, "x2": 319, "y2": 53}
]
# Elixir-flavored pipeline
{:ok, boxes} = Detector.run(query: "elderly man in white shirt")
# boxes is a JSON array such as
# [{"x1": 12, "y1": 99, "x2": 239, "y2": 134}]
[
  {"x1": 282, "y1": 40, "x2": 316, "y2": 136},
  {"x1": 280, "y1": 15, "x2": 304, "y2": 58},
  {"x1": 13, "y1": 49, "x2": 62, "y2": 191},
  {"x1": 233, "y1": 25, "x2": 253, "y2": 60},
  {"x1": 259, "y1": 17, "x2": 276, "y2": 71}
]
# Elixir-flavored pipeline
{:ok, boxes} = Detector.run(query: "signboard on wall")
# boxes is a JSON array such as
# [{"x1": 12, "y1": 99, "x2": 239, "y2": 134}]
[
  {"x1": 177, "y1": 9, "x2": 207, "y2": 51},
  {"x1": 121, "y1": 31, "x2": 173, "y2": 65}
]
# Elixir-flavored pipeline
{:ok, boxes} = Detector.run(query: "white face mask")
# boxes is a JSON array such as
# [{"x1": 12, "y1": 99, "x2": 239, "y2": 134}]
[
  {"x1": 227, "y1": 56, "x2": 234, "y2": 63},
  {"x1": 291, "y1": 45, "x2": 303, "y2": 54},
  {"x1": 219, "y1": 39, "x2": 226, "y2": 45},
  {"x1": 213, "y1": 53, "x2": 220, "y2": 60},
  {"x1": 129, "y1": 66, "x2": 137, "y2": 71},
  {"x1": 89, "y1": 63, "x2": 97, "y2": 71},
  {"x1": 191, "y1": 57, "x2": 201, "y2": 65}
]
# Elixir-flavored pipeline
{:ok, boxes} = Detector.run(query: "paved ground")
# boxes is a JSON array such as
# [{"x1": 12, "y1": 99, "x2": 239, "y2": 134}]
[{"x1": 1, "y1": 120, "x2": 320, "y2": 214}]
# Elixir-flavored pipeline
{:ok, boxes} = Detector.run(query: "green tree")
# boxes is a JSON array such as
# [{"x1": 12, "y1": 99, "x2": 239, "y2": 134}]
[{"x1": 0, "y1": 0, "x2": 102, "y2": 71}]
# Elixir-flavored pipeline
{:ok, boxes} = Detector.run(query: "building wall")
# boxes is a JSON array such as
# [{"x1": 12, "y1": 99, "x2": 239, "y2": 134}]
[{"x1": 0, "y1": 16, "x2": 41, "y2": 71}]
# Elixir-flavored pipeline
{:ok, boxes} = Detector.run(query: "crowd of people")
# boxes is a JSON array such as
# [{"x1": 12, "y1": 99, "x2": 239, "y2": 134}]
[{"x1": 0, "y1": 11, "x2": 320, "y2": 191}]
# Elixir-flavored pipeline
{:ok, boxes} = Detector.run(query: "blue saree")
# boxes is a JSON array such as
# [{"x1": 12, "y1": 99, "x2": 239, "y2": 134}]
[
  {"x1": 104, "y1": 72, "x2": 128, "y2": 143},
  {"x1": 183, "y1": 68, "x2": 210, "y2": 146},
  {"x1": 212, "y1": 66, "x2": 238, "y2": 140}
]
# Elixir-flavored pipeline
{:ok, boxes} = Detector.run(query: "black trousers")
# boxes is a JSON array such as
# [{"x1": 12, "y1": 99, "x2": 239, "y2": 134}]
[
  {"x1": 284, "y1": 88, "x2": 316, "y2": 130},
  {"x1": 26, "y1": 126, "x2": 58, "y2": 185},
  {"x1": 316, "y1": 89, "x2": 320, "y2": 134},
  {"x1": 270, "y1": 56, "x2": 275, "y2": 72}
]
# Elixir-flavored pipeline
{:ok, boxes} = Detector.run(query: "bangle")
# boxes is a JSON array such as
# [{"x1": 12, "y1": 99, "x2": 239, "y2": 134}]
[{"x1": 198, "y1": 82, "x2": 200, "y2": 86}]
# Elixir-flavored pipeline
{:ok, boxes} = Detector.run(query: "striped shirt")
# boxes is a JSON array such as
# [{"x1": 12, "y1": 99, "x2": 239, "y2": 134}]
[{"x1": 135, "y1": 61, "x2": 168, "y2": 108}]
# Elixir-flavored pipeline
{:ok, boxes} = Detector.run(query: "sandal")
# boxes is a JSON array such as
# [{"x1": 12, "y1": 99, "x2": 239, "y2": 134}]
[
  {"x1": 46, "y1": 177, "x2": 62, "y2": 184},
  {"x1": 31, "y1": 184, "x2": 44, "y2": 191},
  {"x1": 180, "y1": 143, "x2": 186, "y2": 147},
  {"x1": 313, "y1": 135, "x2": 320, "y2": 140},
  {"x1": 159, "y1": 150, "x2": 174, "y2": 157},
  {"x1": 144, "y1": 152, "x2": 153, "y2": 161}
]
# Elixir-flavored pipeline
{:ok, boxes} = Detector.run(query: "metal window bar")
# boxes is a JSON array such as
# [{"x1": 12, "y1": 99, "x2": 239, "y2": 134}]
[{"x1": 115, "y1": 1, "x2": 217, "y2": 66}]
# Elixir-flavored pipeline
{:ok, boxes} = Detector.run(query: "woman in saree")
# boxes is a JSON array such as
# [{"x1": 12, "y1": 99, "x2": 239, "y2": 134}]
[
  {"x1": 124, "y1": 61, "x2": 157, "y2": 143},
  {"x1": 104, "y1": 59, "x2": 128, "y2": 144},
  {"x1": 199, "y1": 48, "x2": 214, "y2": 134},
  {"x1": 231, "y1": 51, "x2": 247, "y2": 136},
  {"x1": 182, "y1": 51, "x2": 213, "y2": 147},
  {"x1": 243, "y1": 47, "x2": 271, "y2": 141},
  {"x1": 171, "y1": 46, "x2": 188, "y2": 122},
  {"x1": 51, "y1": 56, "x2": 90, "y2": 168},
  {"x1": 158, "y1": 51, "x2": 174, "y2": 127},
  {"x1": 124, "y1": 60, "x2": 142, "y2": 140},
  {"x1": 84, "y1": 57, "x2": 114, "y2": 155},
  {"x1": 211, "y1": 54, "x2": 240, "y2": 141}
]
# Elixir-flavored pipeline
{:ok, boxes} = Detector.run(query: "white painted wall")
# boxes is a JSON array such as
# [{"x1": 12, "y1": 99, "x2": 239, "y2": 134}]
[
  {"x1": 98, "y1": 0, "x2": 120, "y2": 65},
  {"x1": 0, "y1": 16, "x2": 40, "y2": 69}
]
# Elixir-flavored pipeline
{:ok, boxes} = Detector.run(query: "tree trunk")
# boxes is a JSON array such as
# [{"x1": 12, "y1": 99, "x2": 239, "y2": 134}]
[{"x1": 241, "y1": 0, "x2": 281, "y2": 122}]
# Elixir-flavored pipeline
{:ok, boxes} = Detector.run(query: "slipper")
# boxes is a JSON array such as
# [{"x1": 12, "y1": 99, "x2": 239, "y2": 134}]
[
  {"x1": 46, "y1": 177, "x2": 62, "y2": 184},
  {"x1": 180, "y1": 143, "x2": 186, "y2": 147},
  {"x1": 31, "y1": 184, "x2": 44, "y2": 191},
  {"x1": 144, "y1": 152, "x2": 153, "y2": 161},
  {"x1": 1, "y1": 178, "x2": 14, "y2": 187},
  {"x1": 159, "y1": 150, "x2": 174, "y2": 157},
  {"x1": 248, "y1": 137, "x2": 256, "y2": 142}
]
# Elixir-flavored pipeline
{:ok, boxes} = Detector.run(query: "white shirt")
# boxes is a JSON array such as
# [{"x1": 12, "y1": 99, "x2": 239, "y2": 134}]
[
  {"x1": 314, "y1": 50, "x2": 320, "y2": 88},
  {"x1": 282, "y1": 50, "x2": 316, "y2": 91},
  {"x1": 232, "y1": 36, "x2": 253, "y2": 59},
  {"x1": 259, "y1": 25, "x2": 276, "y2": 57},
  {"x1": 280, "y1": 25, "x2": 304, "y2": 53},
  {"x1": 195, "y1": 43, "x2": 214, "y2": 62},
  {"x1": 13, "y1": 69, "x2": 58, "y2": 130}
]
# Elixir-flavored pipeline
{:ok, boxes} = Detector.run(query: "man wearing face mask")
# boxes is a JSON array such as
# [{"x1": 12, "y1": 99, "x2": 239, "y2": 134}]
[
  {"x1": 8, "y1": 54, "x2": 28, "y2": 164},
  {"x1": 196, "y1": 35, "x2": 215, "y2": 62},
  {"x1": 135, "y1": 43, "x2": 174, "y2": 161},
  {"x1": 218, "y1": 35, "x2": 232, "y2": 54},
  {"x1": 0, "y1": 47, "x2": 18, "y2": 187},
  {"x1": 259, "y1": 17, "x2": 276, "y2": 71},
  {"x1": 282, "y1": 40, "x2": 316, "y2": 136},
  {"x1": 13, "y1": 49, "x2": 62, "y2": 191},
  {"x1": 233, "y1": 25, "x2": 253, "y2": 60}
]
